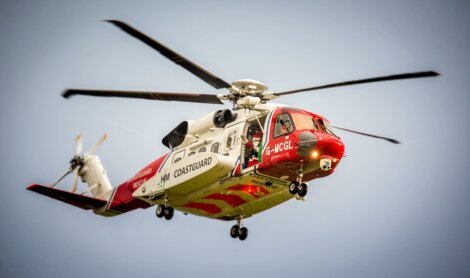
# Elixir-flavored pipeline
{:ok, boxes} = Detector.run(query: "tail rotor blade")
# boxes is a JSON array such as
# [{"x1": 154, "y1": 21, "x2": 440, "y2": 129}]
[
  {"x1": 49, "y1": 169, "x2": 72, "y2": 188},
  {"x1": 332, "y1": 126, "x2": 401, "y2": 144},
  {"x1": 75, "y1": 134, "x2": 83, "y2": 155},
  {"x1": 71, "y1": 168, "x2": 79, "y2": 193},
  {"x1": 88, "y1": 133, "x2": 108, "y2": 155}
]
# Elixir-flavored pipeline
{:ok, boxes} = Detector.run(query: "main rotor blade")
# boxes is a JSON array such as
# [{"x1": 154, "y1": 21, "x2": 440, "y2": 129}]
[
  {"x1": 332, "y1": 126, "x2": 400, "y2": 144},
  {"x1": 105, "y1": 20, "x2": 232, "y2": 90},
  {"x1": 62, "y1": 89, "x2": 224, "y2": 104},
  {"x1": 276, "y1": 71, "x2": 439, "y2": 96}
]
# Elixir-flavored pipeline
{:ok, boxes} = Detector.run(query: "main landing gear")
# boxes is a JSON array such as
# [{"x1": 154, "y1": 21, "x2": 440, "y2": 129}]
[
  {"x1": 156, "y1": 195, "x2": 174, "y2": 220},
  {"x1": 156, "y1": 204, "x2": 174, "y2": 220},
  {"x1": 230, "y1": 219, "x2": 248, "y2": 241},
  {"x1": 288, "y1": 181, "x2": 308, "y2": 197},
  {"x1": 289, "y1": 161, "x2": 308, "y2": 197}
]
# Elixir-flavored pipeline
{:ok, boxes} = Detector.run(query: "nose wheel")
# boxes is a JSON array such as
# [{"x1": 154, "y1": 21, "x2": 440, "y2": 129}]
[
  {"x1": 230, "y1": 219, "x2": 248, "y2": 241},
  {"x1": 288, "y1": 181, "x2": 308, "y2": 197},
  {"x1": 288, "y1": 161, "x2": 308, "y2": 197}
]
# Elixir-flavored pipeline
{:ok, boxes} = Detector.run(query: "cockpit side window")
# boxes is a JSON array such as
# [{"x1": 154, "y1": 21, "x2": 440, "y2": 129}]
[
  {"x1": 317, "y1": 118, "x2": 335, "y2": 136},
  {"x1": 274, "y1": 113, "x2": 294, "y2": 138}
]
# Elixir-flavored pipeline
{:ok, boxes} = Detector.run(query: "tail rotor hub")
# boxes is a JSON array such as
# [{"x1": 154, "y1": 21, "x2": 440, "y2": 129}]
[{"x1": 69, "y1": 155, "x2": 84, "y2": 170}]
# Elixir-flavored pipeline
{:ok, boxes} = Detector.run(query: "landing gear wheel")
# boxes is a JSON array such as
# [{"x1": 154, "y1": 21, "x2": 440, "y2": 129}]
[
  {"x1": 289, "y1": 181, "x2": 299, "y2": 195},
  {"x1": 163, "y1": 206, "x2": 174, "y2": 220},
  {"x1": 297, "y1": 183, "x2": 308, "y2": 197},
  {"x1": 238, "y1": 227, "x2": 248, "y2": 241},
  {"x1": 156, "y1": 205, "x2": 165, "y2": 218},
  {"x1": 230, "y1": 225, "x2": 239, "y2": 238}
]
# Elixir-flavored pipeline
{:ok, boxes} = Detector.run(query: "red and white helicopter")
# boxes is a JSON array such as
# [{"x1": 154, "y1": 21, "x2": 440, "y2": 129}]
[{"x1": 28, "y1": 21, "x2": 439, "y2": 240}]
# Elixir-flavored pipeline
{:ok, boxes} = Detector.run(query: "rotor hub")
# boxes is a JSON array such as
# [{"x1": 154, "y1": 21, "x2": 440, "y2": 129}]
[{"x1": 231, "y1": 79, "x2": 268, "y2": 95}]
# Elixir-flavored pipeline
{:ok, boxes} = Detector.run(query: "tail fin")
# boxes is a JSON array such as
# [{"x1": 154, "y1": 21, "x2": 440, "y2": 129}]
[
  {"x1": 28, "y1": 154, "x2": 154, "y2": 216},
  {"x1": 27, "y1": 132, "x2": 159, "y2": 216},
  {"x1": 27, "y1": 184, "x2": 107, "y2": 210},
  {"x1": 27, "y1": 153, "x2": 115, "y2": 214}
]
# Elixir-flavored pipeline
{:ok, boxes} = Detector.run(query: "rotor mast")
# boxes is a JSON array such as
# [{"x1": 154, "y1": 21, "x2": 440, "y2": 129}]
[{"x1": 217, "y1": 79, "x2": 278, "y2": 109}]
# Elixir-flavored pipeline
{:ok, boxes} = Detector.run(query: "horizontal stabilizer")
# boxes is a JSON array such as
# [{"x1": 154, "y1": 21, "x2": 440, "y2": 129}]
[{"x1": 27, "y1": 184, "x2": 107, "y2": 210}]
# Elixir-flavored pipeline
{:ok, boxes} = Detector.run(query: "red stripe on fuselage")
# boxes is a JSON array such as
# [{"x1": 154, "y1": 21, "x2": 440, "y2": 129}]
[
  {"x1": 107, "y1": 153, "x2": 169, "y2": 213},
  {"x1": 183, "y1": 202, "x2": 222, "y2": 215},
  {"x1": 228, "y1": 184, "x2": 270, "y2": 198},
  {"x1": 204, "y1": 193, "x2": 246, "y2": 207}
]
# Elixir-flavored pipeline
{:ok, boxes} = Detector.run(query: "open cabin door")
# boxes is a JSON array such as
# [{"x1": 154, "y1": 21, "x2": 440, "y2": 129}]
[{"x1": 240, "y1": 113, "x2": 267, "y2": 171}]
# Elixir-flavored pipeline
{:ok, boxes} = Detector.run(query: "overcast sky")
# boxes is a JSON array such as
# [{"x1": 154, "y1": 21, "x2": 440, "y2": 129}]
[{"x1": 1, "y1": 1, "x2": 470, "y2": 277}]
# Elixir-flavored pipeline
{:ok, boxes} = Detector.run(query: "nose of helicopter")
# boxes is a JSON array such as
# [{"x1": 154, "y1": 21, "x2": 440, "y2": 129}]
[
  {"x1": 310, "y1": 133, "x2": 345, "y2": 170},
  {"x1": 295, "y1": 131, "x2": 345, "y2": 162},
  {"x1": 296, "y1": 131, "x2": 318, "y2": 157}
]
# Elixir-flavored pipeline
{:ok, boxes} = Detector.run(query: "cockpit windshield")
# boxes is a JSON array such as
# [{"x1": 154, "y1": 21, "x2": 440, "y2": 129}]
[
  {"x1": 291, "y1": 113, "x2": 319, "y2": 131},
  {"x1": 274, "y1": 111, "x2": 337, "y2": 137},
  {"x1": 291, "y1": 112, "x2": 337, "y2": 137}
]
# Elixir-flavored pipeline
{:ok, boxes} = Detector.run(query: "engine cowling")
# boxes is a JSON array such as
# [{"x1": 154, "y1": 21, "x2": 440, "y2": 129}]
[
  {"x1": 213, "y1": 109, "x2": 237, "y2": 128},
  {"x1": 162, "y1": 121, "x2": 189, "y2": 149},
  {"x1": 161, "y1": 109, "x2": 237, "y2": 149}
]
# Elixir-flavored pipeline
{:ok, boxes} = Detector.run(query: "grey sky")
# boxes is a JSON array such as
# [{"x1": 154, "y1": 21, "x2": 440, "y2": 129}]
[{"x1": 1, "y1": 1, "x2": 470, "y2": 277}]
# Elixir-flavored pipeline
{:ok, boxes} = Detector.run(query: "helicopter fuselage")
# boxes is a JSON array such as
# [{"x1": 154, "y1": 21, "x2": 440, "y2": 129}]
[{"x1": 100, "y1": 104, "x2": 345, "y2": 220}]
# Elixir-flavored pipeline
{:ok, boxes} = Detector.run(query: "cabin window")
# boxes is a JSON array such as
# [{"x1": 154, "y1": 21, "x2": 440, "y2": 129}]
[
  {"x1": 188, "y1": 151, "x2": 195, "y2": 157},
  {"x1": 198, "y1": 147, "x2": 207, "y2": 153},
  {"x1": 172, "y1": 150, "x2": 185, "y2": 164},
  {"x1": 211, "y1": 142, "x2": 220, "y2": 154},
  {"x1": 274, "y1": 113, "x2": 294, "y2": 137},
  {"x1": 226, "y1": 129, "x2": 238, "y2": 150},
  {"x1": 292, "y1": 113, "x2": 318, "y2": 131}
]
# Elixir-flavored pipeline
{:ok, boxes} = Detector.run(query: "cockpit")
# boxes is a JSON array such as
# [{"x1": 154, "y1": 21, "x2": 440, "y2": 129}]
[{"x1": 273, "y1": 110, "x2": 337, "y2": 137}]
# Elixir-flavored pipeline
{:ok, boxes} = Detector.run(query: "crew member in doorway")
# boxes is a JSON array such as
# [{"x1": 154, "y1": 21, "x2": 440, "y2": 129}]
[{"x1": 241, "y1": 134, "x2": 258, "y2": 168}]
